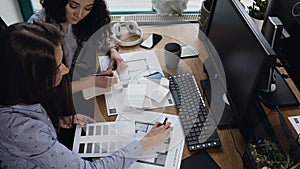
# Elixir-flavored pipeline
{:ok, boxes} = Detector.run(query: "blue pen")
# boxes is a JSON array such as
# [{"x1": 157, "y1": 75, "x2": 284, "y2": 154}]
[{"x1": 144, "y1": 71, "x2": 163, "y2": 79}]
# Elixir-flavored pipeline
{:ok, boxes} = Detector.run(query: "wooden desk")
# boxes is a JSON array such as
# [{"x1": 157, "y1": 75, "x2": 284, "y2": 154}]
[{"x1": 94, "y1": 23, "x2": 300, "y2": 169}]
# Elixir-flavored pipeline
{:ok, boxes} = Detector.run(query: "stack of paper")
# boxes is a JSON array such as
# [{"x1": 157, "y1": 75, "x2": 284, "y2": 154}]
[
  {"x1": 99, "y1": 50, "x2": 175, "y2": 116},
  {"x1": 123, "y1": 78, "x2": 170, "y2": 109}
]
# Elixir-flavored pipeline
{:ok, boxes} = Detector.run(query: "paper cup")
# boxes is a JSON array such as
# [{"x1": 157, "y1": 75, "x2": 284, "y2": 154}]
[{"x1": 164, "y1": 42, "x2": 181, "y2": 69}]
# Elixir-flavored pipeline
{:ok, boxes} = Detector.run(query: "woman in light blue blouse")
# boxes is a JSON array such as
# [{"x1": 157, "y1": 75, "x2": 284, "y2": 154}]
[{"x1": 0, "y1": 22, "x2": 171, "y2": 169}]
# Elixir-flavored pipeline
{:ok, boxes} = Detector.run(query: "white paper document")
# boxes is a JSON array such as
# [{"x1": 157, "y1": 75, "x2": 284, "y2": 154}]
[
  {"x1": 125, "y1": 84, "x2": 147, "y2": 108},
  {"x1": 288, "y1": 115, "x2": 300, "y2": 134},
  {"x1": 72, "y1": 121, "x2": 136, "y2": 158},
  {"x1": 116, "y1": 111, "x2": 185, "y2": 169},
  {"x1": 137, "y1": 78, "x2": 170, "y2": 103},
  {"x1": 72, "y1": 111, "x2": 185, "y2": 169},
  {"x1": 99, "y1": 50, "x2": 175, "y2": 116}
]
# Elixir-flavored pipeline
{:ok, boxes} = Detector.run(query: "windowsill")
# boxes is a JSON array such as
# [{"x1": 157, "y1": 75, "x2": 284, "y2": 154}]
[
  {"x1": 110, "y1": 10, "x2": 199, "y2": 15},
  {"x1": 110, "y1": 13, "x2": 200, "y2": 25}
]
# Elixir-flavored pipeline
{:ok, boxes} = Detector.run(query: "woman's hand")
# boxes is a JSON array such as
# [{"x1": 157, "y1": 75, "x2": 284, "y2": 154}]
[
  {"x1": 59, "y1": 114, "x2": 96, "y2": 129},
  {"x1": 139, "y1": 122, "x2": 171, "y2": 152},
  {"x1": 107, "y1": 47, "x2": 127, "y2": 72},
  {"x1": 73, "y1": 114, "x2": 96, "y2": 127},
  {"x1": 94, "y1": 69, "x2": 118, "y2": 88}
]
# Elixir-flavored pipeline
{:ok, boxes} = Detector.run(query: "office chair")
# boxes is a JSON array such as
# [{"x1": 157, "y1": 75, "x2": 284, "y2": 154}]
[{"x1": 0, "y1": 17, "x2": 8, "y2": 32}]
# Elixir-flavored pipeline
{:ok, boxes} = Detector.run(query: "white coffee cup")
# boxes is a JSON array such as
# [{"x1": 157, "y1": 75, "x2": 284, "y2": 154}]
[{"x1": 164, "y1": 42, "x2": 181, "y2": 69}]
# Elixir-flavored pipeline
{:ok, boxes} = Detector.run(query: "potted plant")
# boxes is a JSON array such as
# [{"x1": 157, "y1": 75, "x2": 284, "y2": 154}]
[
  {"x1": 247, "y1": 0, "x2": 269, "y2": 29},
  {"x1": 248, "y1": 0, "x2": 268, "y2": 20}
]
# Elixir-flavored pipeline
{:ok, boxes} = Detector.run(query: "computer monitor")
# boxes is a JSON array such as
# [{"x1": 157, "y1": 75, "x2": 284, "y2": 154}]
[
  {"x1": 199, "y1": 0, "x2": 276, "y2": 127},
  {"x1": 264, "y1": 0, "x2": 300, "y2": 90},
  {"x1": 258, "y1": 0, "x2": 300, "y2": 107},
  {"x1": 258, "y1": 15, "x2": 299, "y2": 108}
]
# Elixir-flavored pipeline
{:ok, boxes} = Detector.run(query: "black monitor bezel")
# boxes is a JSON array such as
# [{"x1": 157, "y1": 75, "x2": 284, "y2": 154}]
[{"x1": 204, "y1": 0, "x2": 276, "y2": 122}]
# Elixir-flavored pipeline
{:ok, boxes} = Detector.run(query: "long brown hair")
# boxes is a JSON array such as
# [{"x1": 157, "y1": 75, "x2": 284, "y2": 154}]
[{"x1": 0, "y1": 22, "x2": 75, "y2": 129}]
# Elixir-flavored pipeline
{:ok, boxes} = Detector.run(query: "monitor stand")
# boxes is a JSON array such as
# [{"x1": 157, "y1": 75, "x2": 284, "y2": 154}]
[
  {"x1": 200, "y1": 79, "x2": 239, "y2": 129},
  {"x1": 259, "y1": 68, "x2": 299, "y2": 108}
]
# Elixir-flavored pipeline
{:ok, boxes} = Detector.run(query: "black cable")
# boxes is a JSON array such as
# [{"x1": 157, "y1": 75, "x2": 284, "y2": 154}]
[
  {"x1": 229, "y1": 127, "x2": 245, "y2": 169},
  {"x1": 265, "y1": 108, "x2": 275, "y2": 117}
]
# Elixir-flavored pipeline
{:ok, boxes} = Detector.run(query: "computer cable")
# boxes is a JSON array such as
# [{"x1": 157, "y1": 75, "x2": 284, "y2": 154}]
[
  {"x1": 265, "y1": 108, "x2": 276, "y2": 117},
  {"x1": 274, "y1": 60, "x2": 290, "y2": 79}
]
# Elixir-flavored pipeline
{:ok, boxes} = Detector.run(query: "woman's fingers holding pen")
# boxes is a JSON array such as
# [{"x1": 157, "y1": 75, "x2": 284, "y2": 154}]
[
  {"x1": 140, "y1": 122, "x2": 171, "y2": 152},
  {"x1": 152, "y1": 122, "x2": 171, "y2": 136},
  {"x1": 95, "y1": 76, "x2": 117, "y2": 88},
  {"x1": 94, "y1": 70, "x2": 117, "y2": 88},
  {"x1": 154, "y1": 121, "x2": 171, "y2": 129}
]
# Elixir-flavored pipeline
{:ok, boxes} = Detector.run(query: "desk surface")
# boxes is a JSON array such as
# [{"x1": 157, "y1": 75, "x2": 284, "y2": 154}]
[{"x1": 93, "y1": 23, "x2": 300, "y2": 169}]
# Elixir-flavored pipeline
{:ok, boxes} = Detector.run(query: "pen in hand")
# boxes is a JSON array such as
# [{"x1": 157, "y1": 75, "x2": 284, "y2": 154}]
[
  {"x1": 90, "y1": 73, "x2": 113, "y2": 77},
  {"x1": 158, "y1": 117, "x2": 168, "y2": 127}
]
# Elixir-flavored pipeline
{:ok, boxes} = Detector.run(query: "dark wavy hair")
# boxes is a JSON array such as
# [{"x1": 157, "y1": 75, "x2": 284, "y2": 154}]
[
  {"x1": 40, "y1": 0, "x2": 111, "y2": 42},
  {"x1": 0, "y1": 22, "x2": 75, "y2": 129}
]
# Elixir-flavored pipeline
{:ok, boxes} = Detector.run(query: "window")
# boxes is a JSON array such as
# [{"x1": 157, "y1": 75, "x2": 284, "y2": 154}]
[{"x1": 30, "y1": 0, "x2": 202, "y2": 14}]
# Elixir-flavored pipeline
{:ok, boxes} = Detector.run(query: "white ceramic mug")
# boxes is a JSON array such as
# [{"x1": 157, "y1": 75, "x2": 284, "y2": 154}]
[{"x1": 164, "y1": 42, "x2": 181, "y2": 69}]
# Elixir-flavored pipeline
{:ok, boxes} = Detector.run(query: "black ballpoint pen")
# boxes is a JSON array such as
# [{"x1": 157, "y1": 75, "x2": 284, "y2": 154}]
[
  {"x1": 158, "y1": 117, "x2": 168, "y2": 126},
  {"x1": 90, "y1": 73, "x2": 113, "y2": 77}
]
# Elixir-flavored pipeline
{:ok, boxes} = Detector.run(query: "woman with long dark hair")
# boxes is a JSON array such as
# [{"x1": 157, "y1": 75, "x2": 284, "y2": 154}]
[
  {"x1": 28, "y1": 0, "x2": 124, "y2": 130},
  {"x1": 0, "y1": 22, "x2": 171, "y2": 169},
  {"x1": 28, "y1": 0, "x2": 122, "y2": 74}
]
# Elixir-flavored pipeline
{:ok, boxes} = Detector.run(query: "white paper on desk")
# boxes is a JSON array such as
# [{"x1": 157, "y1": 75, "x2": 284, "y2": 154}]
[
  {"x1": 72, "y1": 121, "x2": 136, "y2": 158},
  {"x1": 82, "y1": 71, "x2": 123, "y2": 100},
  {"x1": 125, "y1": 84, "x2": 147, "y2": 108},
  {"x1": 137, "y1": 78, "x2": 170, "y2": 103},
  {"x1": 99, "y1": 50, "x2": 175, "y2": 116},
  {"x1": 116, "y1": 111, "x2": 185, "y2": 169},
  {"x1": 288, "y1": 115, "x2": 300, "y2": 134}
]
